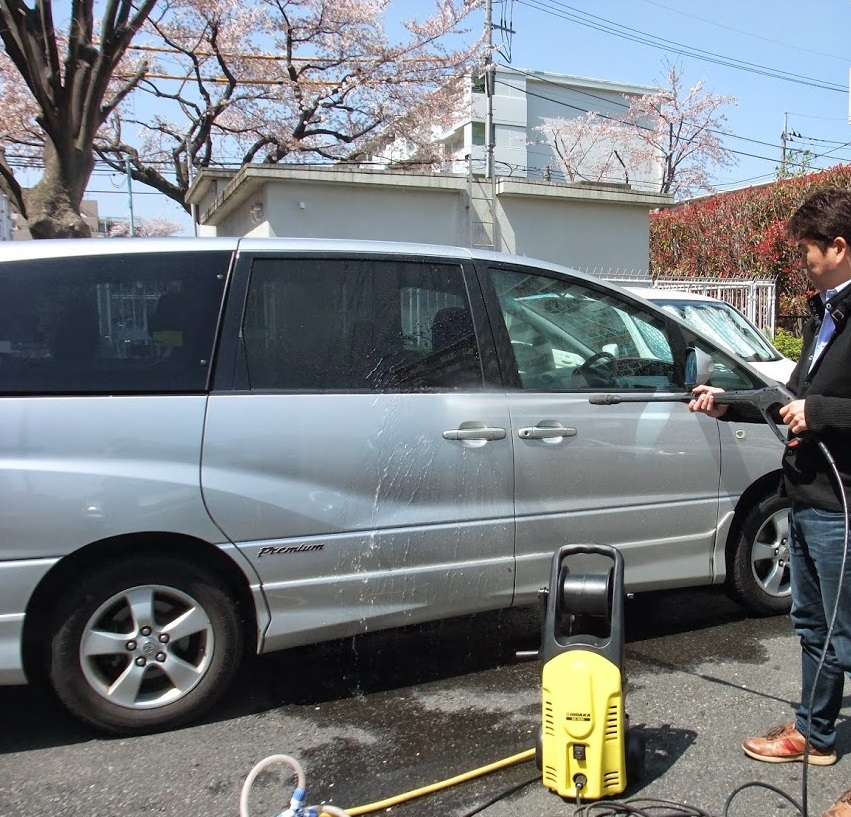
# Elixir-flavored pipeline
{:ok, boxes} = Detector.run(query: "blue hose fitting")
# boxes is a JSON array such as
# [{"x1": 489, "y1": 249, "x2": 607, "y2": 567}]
[{"x1": 277, "y1": 786, "x2": 307, "y2": 817}]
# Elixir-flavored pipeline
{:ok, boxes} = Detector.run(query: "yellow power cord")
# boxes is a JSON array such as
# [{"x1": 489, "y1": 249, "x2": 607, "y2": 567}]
[{"x1": 320, "y1": 748, "x2": 536, "y2": 817}]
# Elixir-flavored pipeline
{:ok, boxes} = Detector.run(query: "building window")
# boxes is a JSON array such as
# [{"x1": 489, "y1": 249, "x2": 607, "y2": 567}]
[
  {"x1": 471, "y1": 122, "x2": 495, "y2": 147},
  {"x1": 471, "y1": 74, "x2": 486, "y2": 94}
]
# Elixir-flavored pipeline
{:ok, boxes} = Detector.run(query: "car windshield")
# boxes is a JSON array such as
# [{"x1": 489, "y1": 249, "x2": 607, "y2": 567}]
[{"x1": 652, "y1": 299, "x2": 780, "y2": 363}]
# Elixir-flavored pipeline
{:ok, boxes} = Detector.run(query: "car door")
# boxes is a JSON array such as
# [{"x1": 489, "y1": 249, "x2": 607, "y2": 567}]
[
  {"x1": 478, "y1": 262, "x2": 760, "y2": 601},
  {"x1": 200, "y1": 251, "x2": 515, "y2": 651}
]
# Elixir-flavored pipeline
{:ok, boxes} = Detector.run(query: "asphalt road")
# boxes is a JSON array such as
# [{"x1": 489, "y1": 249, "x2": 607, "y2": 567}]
[{"x1": 2, "y1": 587, "x2": 850, "y2": 817}]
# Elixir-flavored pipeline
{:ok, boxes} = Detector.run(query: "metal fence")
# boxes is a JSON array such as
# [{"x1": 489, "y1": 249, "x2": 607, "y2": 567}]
[{"x1": 582, "y1": 268, "x2": 778, "y2": 336}]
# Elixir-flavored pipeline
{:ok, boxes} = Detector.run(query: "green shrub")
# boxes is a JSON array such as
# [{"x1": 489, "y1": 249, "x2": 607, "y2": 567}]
[{"x1": 772, "y1": 328, "x2": 803, "y2": 361}]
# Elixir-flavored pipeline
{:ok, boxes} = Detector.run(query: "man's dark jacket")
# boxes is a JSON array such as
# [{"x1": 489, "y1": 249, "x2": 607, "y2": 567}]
[{"x1": 780, "y1": 285, "x2": 851, "y2": 510}]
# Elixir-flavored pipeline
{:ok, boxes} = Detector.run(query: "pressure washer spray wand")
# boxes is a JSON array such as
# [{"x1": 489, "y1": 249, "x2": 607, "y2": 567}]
[{"x1": 589, "y1": 383, "x2": 796, "y2": 445}]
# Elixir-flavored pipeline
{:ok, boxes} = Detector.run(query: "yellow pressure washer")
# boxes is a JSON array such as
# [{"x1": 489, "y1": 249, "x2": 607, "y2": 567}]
[{"x1": 536, "y1": 543, "x2": 644, "y2": 801}]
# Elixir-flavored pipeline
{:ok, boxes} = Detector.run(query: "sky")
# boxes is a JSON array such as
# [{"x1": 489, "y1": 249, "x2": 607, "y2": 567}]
[{"x1": 79, "y1": 0, "x2": 851, "y2": 234}]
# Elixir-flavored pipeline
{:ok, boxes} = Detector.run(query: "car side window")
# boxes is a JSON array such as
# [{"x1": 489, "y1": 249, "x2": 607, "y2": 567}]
[
  {"x1": 242, "y1": 257, "x2": 483, "y2": 391},
  {"x1": 489, "y1": 267, "x2": 678, "y2": 391},
  {"x1": 0, "y1": 252, "x2": 228, "y2": 394}
]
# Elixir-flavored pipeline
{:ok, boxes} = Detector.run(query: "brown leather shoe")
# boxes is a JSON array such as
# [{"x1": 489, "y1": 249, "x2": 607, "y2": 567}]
[
  {"x1": 742, "y1": 723, "x2": 837, "y2": 765},
  {"x1": 823, "y1": 788, "x2": 851, "y2": 817}
]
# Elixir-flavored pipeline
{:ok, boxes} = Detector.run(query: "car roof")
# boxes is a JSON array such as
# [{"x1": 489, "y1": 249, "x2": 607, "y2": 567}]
[{"x1": 0, "y1": 236, "x2": 618, "y2": 291}]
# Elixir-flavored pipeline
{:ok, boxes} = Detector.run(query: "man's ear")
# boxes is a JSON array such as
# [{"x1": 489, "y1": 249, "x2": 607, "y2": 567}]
[{"x1": 833, "y1": 236, "x2": 849, "y2": 258}]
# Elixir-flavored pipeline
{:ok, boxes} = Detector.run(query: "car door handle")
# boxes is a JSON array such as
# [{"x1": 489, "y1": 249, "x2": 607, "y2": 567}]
[
  {"x1": 518, "y1": 423, "x2": 578, "y2": 440},
  {"x1": 443, "y1": 425, "x2": 507, "y2": 441}
]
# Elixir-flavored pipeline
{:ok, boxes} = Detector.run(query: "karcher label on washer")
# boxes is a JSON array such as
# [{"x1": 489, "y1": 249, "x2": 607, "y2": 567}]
[{"x1": 541, "y1": 650, "x2": 626, "y2": 799}]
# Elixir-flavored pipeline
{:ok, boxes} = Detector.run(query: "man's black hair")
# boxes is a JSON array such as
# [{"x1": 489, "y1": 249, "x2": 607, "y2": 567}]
[{"x1": 787, "y1": 186, "x2": 851, "y2": 249}]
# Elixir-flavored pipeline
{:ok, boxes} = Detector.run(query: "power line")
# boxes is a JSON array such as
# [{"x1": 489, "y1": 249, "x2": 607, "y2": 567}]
[
  {"x1": 809, "y1": 140, "x2": 851, "y2": 163},
  {"x1": 791, "y1": 134, "x2": 851, "y2": 147},
  {"x1": 516, "y1": 0, "x2": 847, "y2": 93},
  {"x1": 712, "y1": 172, "x2": 777, "y2": 190},
  {"x1": 636, "y1": 0, "x2": 848, "y2": 63},
  {"x1": 785, "y1": 111, "x2": 850, "y2": 122}
]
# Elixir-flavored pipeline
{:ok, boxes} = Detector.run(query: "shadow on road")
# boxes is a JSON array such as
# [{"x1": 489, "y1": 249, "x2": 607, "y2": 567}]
[
  {"x1": 628, "y1": 723, "x2": 699, "y2": 794},
  {"x1": 0, "y1": 586, "x2": 777, "y2": 753}
]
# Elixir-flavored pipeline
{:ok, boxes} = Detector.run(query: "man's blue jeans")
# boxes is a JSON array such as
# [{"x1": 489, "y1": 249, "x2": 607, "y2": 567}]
[{"x1": 790, "y1": 503, "x2": 851, "y2": 751}]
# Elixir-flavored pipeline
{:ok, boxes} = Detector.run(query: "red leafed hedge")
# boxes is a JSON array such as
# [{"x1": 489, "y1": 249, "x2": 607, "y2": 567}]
[{"x1": 650, "y1": 164, "x2": 851, "y2": 317}]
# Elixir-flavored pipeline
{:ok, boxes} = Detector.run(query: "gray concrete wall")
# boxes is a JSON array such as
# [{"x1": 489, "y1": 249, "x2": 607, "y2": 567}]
[
  {"x1": 495, "y1": 194, "x2": 649, "y2": 272},
  {"x1": 236, "y1": 182, "x2": 468, "y2": 245},
  {"x1": 194, "y1": 167, "x2": 665, "y2": 277}
]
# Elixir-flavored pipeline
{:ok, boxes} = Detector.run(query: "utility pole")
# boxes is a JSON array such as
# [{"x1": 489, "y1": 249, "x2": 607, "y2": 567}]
[
  {"x1": 187, "y1": 156, "x2": 198, "y2": 237},
  {"x1": 484, "y1": 0, "x2": 498, "y2": 250},
  {"x1": 484, "y1": 0, "x2": 495, "y2": 181},
  {"x1": 125, "y1": 157, "x2": 135, "y2": 236},
  {"x1": 780, "y1": 112, "x2": 788, "y2": 178}
]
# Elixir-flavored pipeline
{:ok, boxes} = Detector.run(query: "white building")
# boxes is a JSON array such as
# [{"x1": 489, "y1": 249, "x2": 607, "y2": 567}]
[{"x1": 367, "y1": 67, "x2": 664, "y2": 191}]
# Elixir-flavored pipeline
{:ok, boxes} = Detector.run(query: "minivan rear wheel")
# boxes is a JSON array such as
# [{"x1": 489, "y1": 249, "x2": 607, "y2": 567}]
[
  {"x1": 728, "y1": 494, "x2": 792, "y2": 616},
  {"x1": 48, "y1": 557, "x2": 243, "y2": 734}
]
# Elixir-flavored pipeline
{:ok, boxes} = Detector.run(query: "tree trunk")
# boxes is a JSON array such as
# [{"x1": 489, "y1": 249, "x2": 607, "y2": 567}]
[
  {"x1": 24, "y1": 185, "x2": 91, "y2": 238},
  {"x1": 23, "y1": 140, "x2": 93, "y2": 239}
]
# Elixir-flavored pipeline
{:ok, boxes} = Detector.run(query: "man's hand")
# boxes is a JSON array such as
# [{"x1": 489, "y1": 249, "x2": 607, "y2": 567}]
[
  {"x1": 689, "y1": 384, "x2": 729, "y2": 418},
  {"x1": 779, "y1": 399, "x2": 808, "y2": 434}
]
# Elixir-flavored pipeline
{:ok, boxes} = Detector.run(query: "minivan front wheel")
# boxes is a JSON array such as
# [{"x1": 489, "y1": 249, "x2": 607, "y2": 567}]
[
  {"x1": 729, "y1": 494, "x2": 793, "y2": 616},
  {"x1": 48, "y1": 557, "x2": 243, "y2": 734}
]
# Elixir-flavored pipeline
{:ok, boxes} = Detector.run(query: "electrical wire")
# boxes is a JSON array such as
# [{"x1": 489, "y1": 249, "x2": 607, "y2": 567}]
[
  {"x1": 575, "y1": 796, "x2": 715, "y2": 817},
  {"x1": 722, "y1": 780, "x2": 804, "y2": 817},
  {"x1": 515, "y1": 0, "x2": 847, "y2": 93},
  {"x1": 456, "y1": 774, "x2": 540, "y2": 817},
  {"x1": 635, "y1": 0, "x2": 848, "y2": 63},
  {"x1": 711, "y1": 173, "x2": 777, "y2": 190}
]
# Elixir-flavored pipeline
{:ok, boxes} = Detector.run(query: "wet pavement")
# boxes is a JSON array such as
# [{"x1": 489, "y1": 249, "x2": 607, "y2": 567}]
[{"x1": 2, "y1": 587, "x2": 850, "y2": 817}]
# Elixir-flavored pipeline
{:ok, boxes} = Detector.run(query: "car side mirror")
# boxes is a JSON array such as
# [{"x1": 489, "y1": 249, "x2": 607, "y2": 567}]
[{"x1": 685, "y1": 347, "x2": 714, "y2": 389}]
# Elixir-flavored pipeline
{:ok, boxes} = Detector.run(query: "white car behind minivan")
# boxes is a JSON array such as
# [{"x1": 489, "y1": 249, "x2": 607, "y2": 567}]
[{"x1": 628, "y1": 287, "x2": 796, "y2": 383}]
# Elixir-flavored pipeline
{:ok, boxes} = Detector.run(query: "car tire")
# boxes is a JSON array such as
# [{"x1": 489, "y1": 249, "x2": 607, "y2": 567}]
[
  {"x1": 48, "y1": 556, "x2": 243, "y2": 734},
  {"x1": 728, "y1": 493, "x2": 793, "y2": 616}
]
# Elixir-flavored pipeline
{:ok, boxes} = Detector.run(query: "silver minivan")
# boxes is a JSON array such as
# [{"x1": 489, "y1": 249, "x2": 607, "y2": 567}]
[{"x1": 0, "y1": 238, "x2": 790, "y2": 733}]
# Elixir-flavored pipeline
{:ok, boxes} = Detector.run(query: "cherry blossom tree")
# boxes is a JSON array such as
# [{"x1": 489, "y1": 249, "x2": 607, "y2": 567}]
[
  {"x1": 108, "y1": 216, "x2": 183, "y2": 237},
  {"x1": 96, "y1": 0, "x2": 484, "y2": 210},
  {"x1": 533, "y1": 62, "x2": 737, "y2": 200},
  {"x1": 0, "y1": 0, "x2": 484, "y2": 236},
  {"x1": 621, "y1": 62, "x2": 738, "y2": 199},
  {"x1": 0, "y1": 0, "x2": 156, "y2": 237},
  {"x1": 535, "y1": 111, "x2": 645, "y2": 186}
]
